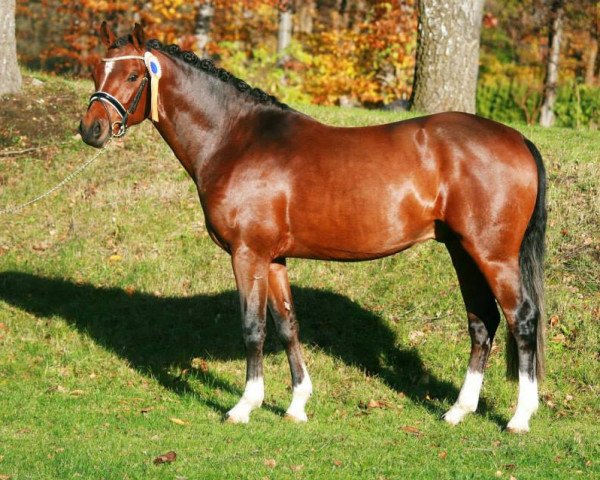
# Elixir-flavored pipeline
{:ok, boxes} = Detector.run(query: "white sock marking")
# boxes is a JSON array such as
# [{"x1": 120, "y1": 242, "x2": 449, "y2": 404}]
[
  {"x1": 226, "y1": 377, "x2": 264, "y2": 423},
  {"x1": 285, "y1": 365, "x2": 312, "y2": 422},
  {"x1": 507, "y1": 371, "x2": 538, "y2": 432},
  {"x1": 444, "y1": 369, "x2": 483, "y2": 425}
]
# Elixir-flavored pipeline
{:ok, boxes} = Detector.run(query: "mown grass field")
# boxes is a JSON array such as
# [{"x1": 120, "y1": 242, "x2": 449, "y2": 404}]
[{"x1": 0, "y1": 73, "x2": 598, "y2": 479}]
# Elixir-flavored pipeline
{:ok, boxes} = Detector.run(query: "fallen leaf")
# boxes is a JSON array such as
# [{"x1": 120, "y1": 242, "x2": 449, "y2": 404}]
[
  {"x1": 509, "y1": 476, "x2": 517, "y2": 480},
  {"x1": 0, "y1": 323, "x2": 6, "y2": 330},
  {"x1": 191, "y1": 358, "x2": 209, "y2": 373},
  {"x1": 408, "y1": 330, "x2": 425, "y2": 343},
  {"x1": 46, "y1": 385, "x2": 69, "y2": 394},
  {"x1": 290, "y1": 464, "x2": 304, "y2": 472},
  {"x1": 153, "y1": 451, "x2": 176, "y2": 465},
  {"x1": 438, "y1": 451, "x2": 447, "y2": 459},
  {"x1": 549, "y1": 315, "x2": 559, "y2": 328},
  {"x1": 0, "y1": 474, "x2": 11, "y2": 480},
  {"x1": 109, "y1": 254, "x2": 122, "y2": 263},
  {"x1": 551, "y1": 334, "x2": 566, "y2": 344},
  {"x1": 333, "y1": 460, "x2": 342, "y2": 467},
  {"x1": 400, "y1": 425, "x2": 423, "y2": 436},
  {"x1": 124, "y1": 286, "x2": 135, "y2": 296},
  {"x1": 141, "y1": 407, "x2": 154, "y2": 414},
  {"x1": 492, "y1": 440, "x2": 501, "y2": 447},
  {"x1": 169, "y1": 417, "x2": 188, "y2": 426},
  {"x1": 264, "y1": 459, "x2": 277, "y2": 468},
  {"x1": 367, "y1": 399, "x2": 389, "y2": 409},
  {"x1": 69, "y1": 389, "x2": 85, "y2": 396},
  {"x1": 32, "y1": 242, "x2": 51, "y2": 252},
  {"x1": 495, "y1": 471, "x2": 502, "y2": 477}
]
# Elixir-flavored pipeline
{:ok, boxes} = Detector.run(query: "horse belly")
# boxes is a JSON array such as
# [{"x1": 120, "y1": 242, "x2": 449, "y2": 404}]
[{"x1": 286, "y1": 177, "x2": 437, "y2": 261}]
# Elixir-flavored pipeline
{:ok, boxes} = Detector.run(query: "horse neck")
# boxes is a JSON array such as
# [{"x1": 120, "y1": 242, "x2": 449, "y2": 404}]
[{"x1": 150, "y1": 53, "x2": 275, "y2": 182}]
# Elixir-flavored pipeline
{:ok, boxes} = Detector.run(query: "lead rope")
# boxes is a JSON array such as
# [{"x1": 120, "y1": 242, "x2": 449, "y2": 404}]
[{"x1": 0, "y1": 139, "x2": 112, "y2": 216}]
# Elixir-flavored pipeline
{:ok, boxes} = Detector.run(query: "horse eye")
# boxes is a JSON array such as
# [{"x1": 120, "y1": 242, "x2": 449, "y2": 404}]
[{"x1": 127, "y1": 73, "x2": 139, "y2": 82}]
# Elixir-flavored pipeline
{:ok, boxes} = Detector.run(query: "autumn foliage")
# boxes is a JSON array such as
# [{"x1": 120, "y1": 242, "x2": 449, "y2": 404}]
[
  {"x1": 16, "y1": 0, "x2": 417, "y2": 106},
  {"x1": 15, "y1": 0, "x2": 600, "y2": 122}
]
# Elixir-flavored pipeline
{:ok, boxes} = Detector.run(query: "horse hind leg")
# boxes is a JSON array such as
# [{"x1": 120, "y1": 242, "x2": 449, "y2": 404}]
[
  {"x1": 454, "y1": 241, "x2": 544, "y2": 433},
  {"x1": 443, "y1": 239, "x2": 501, "y2": 425},
  {"x1": 267, "y1": 260, "x2": 312, "y2": 422}
]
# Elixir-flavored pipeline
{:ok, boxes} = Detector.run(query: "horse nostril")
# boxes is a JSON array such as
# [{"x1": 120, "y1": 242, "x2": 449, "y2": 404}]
[{"x1": 92, "y1": 120, "x2": 101, "y2": 138}]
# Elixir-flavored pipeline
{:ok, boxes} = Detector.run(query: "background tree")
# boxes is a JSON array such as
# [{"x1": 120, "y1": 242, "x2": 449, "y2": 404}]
[
  {"x1": 411, "y1": 0, "x2": 485, "y2": 113},
  {"x1": 277, "y1": 0, "x2": 293, "y2": 63},
  {"x1": 195, "y1": 0, "x2": 214, "y2": 56},
  {"x1": 0, "y1": 0, "x2": 22, "y2": 95},
  {"x1": 540, "y1": 0, "x2": 565, "y2": 127}
]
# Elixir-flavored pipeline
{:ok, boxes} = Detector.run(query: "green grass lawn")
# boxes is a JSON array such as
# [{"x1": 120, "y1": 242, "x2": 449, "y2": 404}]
[{"x1": 0, "y1": 73, "x2": 598, "y2": 479}]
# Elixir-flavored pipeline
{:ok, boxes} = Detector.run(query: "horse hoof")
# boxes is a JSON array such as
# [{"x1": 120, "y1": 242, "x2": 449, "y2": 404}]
[
  {"x1": 284, "y1": 412, "x2": 308, "y2": 423},
  {"x1": 506, "y1": 424, "x2": 529, "y2": 434},
  {"x1": 443, "y1": 406, "x2": 467, "y2": 426},
  {"x1": 506, "y1": 415, "x2": 530, "y2": 434},
  {"x1": 224, "y1": 411, "x2": 250, "y2": 424}
]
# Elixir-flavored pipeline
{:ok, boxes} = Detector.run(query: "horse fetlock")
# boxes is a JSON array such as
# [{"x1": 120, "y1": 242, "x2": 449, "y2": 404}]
[
  {"x1": 226, "y1": 377, "x2": 264, "y2": 423},
  {"x1": 285, "y1": 372, "x2": 312, "y2": 422}
]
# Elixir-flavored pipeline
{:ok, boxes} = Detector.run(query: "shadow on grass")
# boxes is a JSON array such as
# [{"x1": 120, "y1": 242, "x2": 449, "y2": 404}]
[{"x1": 0, "y1": 271, "x2": 506, "y2": 426}]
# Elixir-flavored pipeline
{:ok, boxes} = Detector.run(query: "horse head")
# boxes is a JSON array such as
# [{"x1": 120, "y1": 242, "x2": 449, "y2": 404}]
[{"x1": 79, "y1": 22, "x2": 151, "y2": 147}]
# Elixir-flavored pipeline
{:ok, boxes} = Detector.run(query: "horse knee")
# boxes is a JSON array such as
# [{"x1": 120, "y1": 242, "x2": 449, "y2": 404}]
[
  {"x1": 467, "y1": 314, "x2": 491, "y2": 347},
  {"x1": 242, "y1": 316, "x2": 265, "y2": 351},
  {"x1": 275, "y1": 318, "x2": 298, "y2": 346}
]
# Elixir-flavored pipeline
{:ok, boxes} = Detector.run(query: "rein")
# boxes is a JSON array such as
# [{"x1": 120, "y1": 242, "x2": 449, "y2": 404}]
[{"x1": 87, "y1": 55, "x2": 149, "y2": 138}]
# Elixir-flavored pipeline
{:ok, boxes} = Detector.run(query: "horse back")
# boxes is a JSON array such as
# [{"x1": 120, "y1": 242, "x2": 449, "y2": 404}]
[{"x1": 200, "y1": 111, "x2": 538, "y2": 261}]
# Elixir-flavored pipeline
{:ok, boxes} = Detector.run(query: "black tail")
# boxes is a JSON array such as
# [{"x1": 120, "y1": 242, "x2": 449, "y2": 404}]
[{"x1": 507, "y1": 138, "x2": 547, "y2": 381}]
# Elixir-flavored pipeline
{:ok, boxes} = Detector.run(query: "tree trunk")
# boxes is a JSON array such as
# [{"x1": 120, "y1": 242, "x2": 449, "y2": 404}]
[
  {"x1": 277, "y1": 0, "x2": 293, "y2": 61},
  {"x1": 540, "y1": 0, "x2": 564, "y2": 127},
  {"x1": 411, "y1": 0, "x2": 485, "y2": 114},
  {"x1": 195, "y1": 1, "x2": 214, "y2": 56},
  {"x1": 296, "y1": 0, "x2": 315, "y2": 35},
  {"x1": 584, "y1": 36, "x2": 598, "y2": 86},
  {"x1": 0, "y1": 0, "x2": 22, "y2": 96}
]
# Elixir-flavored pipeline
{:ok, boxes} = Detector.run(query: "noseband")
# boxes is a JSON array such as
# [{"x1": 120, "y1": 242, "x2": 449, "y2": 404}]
[{"x1": 88, "y1": 56, "x2": 148, "y2": 138}]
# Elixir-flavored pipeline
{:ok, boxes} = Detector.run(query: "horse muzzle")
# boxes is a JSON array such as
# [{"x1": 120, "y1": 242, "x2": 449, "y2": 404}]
[{"x1": 79, "y1": 117, "x2": 110, "y2": 148}]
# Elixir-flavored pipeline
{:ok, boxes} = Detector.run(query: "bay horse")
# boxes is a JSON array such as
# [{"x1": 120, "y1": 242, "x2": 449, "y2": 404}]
[{"x1": 79, "y1": 23, "x2": 546, "y2": 433}]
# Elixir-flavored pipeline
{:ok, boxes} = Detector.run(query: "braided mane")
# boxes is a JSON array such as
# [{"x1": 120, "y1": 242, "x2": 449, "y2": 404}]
[{"x1": 110, "y1": 35, "x2": 287, "y2": 110}]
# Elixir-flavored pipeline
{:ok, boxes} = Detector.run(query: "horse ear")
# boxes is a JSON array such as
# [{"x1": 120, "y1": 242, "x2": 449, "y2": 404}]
[
  {"x1": 99, "y1": 21, "x2": 116, "y2": 47},
  {"x1": 132, "y1": 23, "x2": 146, "y2": 49}
]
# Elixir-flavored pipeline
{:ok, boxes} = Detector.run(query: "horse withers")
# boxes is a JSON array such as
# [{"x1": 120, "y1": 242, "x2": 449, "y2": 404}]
[{"x1": 80, "y1": 23, "x2": 546, "y2": 433}]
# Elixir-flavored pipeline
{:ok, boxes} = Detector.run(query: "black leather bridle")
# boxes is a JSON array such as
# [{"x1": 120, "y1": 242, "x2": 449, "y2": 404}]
[{"x1": 88, "y1": 56, "x2": 149, "y2": 138}]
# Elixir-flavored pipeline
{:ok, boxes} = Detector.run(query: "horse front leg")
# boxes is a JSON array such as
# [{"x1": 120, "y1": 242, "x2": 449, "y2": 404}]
[
  {"x1": 267, "y1": 260, "x2": 312, "y2": 422},
  {"x1": 225, "y1": 247, "x2": 269, "y2": 423}
]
